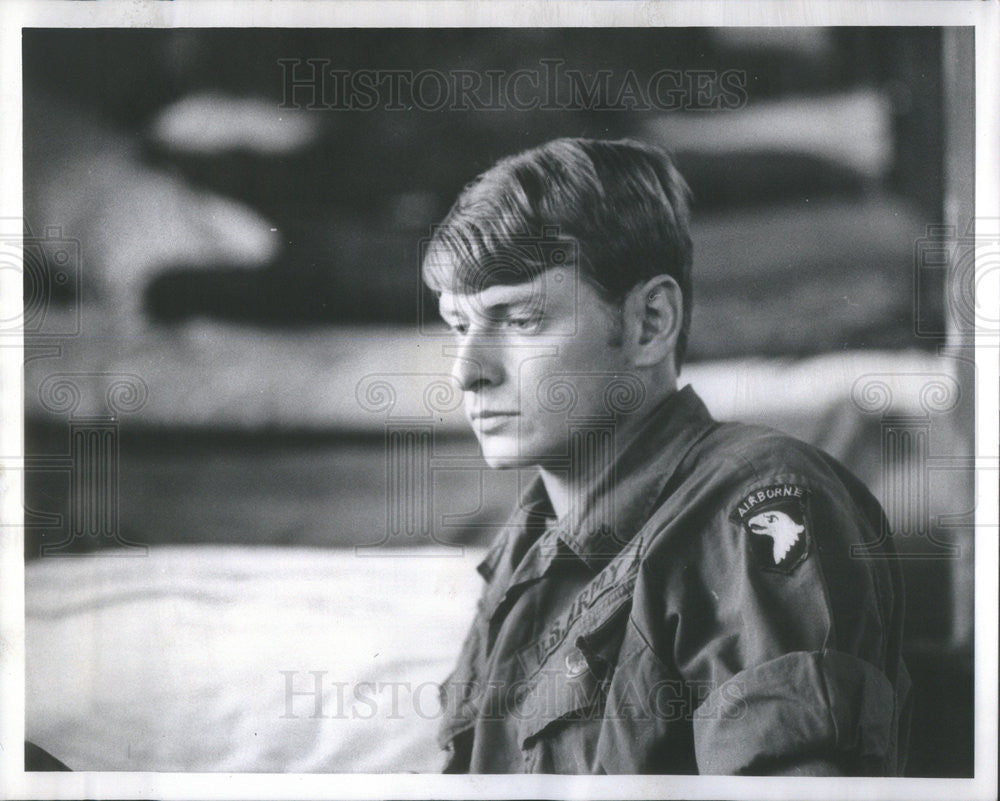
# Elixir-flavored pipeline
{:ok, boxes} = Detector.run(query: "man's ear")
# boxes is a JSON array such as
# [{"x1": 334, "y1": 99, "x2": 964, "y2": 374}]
[{"x1": 622, "y1": 275, "x2": 683, "y2": 369}]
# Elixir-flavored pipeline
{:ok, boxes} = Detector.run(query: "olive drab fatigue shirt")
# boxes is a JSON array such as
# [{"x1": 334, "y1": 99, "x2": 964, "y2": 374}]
[{"x1": 437, "y1": 385, "x2": 911, "y2": 775}]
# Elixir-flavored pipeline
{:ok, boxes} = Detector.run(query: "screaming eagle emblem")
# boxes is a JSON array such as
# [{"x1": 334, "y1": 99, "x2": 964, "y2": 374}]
[
  {"x1": 747, "y1": 510, "x2": 804, "y2": 563},
  {"x1": 731, "y1": 483, "x2": 810, "y2": 573}
]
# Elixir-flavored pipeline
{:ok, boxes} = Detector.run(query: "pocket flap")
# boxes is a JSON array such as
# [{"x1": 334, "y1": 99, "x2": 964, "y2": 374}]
[
  {"x1": 515, "y1": 638, "x2": 607, "y2": 747},
  {"x1": 512, "y1": 585, "x2": 632, "y2": 747}
]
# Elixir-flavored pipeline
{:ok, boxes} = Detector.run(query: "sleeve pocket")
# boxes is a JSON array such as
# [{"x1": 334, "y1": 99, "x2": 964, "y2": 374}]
[{"x1": 693, "y1": 650, "x2": 909, "y2": 775}]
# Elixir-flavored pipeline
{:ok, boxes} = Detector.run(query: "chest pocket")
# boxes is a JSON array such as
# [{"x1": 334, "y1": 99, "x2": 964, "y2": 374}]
[{"x1": 514, "y1": 597, "x2": 631, "y2": 771}]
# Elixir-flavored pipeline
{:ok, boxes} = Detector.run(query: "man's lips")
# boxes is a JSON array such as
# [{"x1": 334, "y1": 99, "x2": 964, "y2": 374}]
[
  {"x1": 470, "y1": 411, "x2": 519, "y2": 421},
  {"x1": 470, "y1": 412, "x2": 520, "y2": 432}
]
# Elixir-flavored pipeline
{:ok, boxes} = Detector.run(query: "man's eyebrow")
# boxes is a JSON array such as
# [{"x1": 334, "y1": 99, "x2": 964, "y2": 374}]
[
  {"x1": 479, "y1": 289, "x2": 543, "y2": 313},
  {"x1": 440, "y1": 287, "x2": 542, "y2": 319},
  {"x1": 482, "y1": 300, "x2": 539, "y2": 317}
]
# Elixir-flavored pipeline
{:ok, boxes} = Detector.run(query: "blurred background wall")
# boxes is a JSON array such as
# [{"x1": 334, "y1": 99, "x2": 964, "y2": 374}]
[{"x1": 21, "y1": 27, "x2": 975, "y2": 775}]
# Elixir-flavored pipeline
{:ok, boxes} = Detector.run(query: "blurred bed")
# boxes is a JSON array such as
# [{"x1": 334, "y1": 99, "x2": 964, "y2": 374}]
[{"x1": 26, "y1": 545, "x2": 483, "y2": 772}]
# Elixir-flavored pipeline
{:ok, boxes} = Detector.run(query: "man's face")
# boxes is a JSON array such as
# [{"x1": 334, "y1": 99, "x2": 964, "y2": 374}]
[{"x1": 438, "y1": 265, "x2": 635, "y2": 469}]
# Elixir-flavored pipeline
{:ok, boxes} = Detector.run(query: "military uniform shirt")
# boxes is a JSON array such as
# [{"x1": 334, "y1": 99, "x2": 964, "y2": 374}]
[{"x1": 437, "y1": 385, "x2": 911, "y2": 775}]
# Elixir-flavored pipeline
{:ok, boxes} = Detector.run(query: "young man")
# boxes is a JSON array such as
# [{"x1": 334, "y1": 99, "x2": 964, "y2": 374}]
[{"x1": 423, "y1": 138, "x2": 910, "y2": 775}]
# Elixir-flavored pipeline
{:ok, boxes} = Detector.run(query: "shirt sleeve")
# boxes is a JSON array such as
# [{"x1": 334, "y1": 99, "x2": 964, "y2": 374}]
[{"x1": 633, "y1": 443, "x2": 911, "y2": 776}]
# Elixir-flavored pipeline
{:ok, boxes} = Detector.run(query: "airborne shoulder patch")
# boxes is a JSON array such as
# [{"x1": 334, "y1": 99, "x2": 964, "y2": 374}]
[{"x1": 731, "y1": 483, "x2": 810, "y2": 573}]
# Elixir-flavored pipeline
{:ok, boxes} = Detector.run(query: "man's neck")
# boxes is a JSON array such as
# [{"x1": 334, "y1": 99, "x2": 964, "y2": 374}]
[
  {"x1": 537, "y1": 467, "x2": 571, "y2": 521},
  {"x1": 537, "y1": 444, "x2": 625, "y2": 522},
  {"x1": 536, "y1": 384, "x2": 680, "y2": 522}
]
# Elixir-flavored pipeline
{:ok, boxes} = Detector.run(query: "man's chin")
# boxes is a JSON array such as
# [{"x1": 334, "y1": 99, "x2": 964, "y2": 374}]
[
  {"x1": 479, "y1": 450, "x2": 539, "y2": 470},
  {"x1": 477, "y1": 438, "x2": 545, "y2": 470}
]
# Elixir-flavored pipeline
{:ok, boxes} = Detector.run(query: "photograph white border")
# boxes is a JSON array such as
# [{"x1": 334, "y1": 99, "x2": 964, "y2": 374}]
[{"x1": 1, "y1": 2, "x2": 997, "y2": 800}]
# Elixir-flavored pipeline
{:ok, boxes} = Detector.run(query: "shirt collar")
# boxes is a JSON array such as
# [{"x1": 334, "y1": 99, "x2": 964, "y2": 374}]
[{"x1": 475, "y1": 471, "x2": 555, "y2": 583}]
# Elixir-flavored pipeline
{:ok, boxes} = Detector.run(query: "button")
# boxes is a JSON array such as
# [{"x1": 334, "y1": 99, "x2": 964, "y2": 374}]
[{"x1": 564, "y1": 648, "x2": 589, "y2": 677}]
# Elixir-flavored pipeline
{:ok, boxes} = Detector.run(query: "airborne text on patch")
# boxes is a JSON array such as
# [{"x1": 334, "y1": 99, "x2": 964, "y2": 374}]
[{"x1": 734, "y1": 483, "x2": 804, "y2": 520}]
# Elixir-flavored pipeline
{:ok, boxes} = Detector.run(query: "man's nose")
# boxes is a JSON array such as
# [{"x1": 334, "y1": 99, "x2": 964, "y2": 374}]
[{"x1": 450, "y1": 336, "x2": 502, "y2": 392}]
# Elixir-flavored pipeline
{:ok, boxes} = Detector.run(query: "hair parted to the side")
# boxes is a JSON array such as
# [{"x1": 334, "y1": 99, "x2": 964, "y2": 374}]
[{"x1": 422, "y1": 137, "x2": 695, "y2": 369}]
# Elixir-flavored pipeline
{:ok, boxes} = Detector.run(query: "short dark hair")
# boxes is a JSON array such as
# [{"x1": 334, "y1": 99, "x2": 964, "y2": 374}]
[{"x1": 422, "y1": 137, "x2": 694, "y2": 367}]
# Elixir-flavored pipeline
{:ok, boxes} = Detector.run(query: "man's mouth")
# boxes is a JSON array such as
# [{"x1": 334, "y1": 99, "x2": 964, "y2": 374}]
[{"x1": 470, "y1": 412, "x2": 519, "y2": 430}]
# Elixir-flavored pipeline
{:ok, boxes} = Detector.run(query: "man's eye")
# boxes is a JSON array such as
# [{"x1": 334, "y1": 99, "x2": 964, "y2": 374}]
[
  {"x1": 503, "y1": 318, "x2": 536, "y2": 330},
  {"x1": 449, "y1": 322, "x2": 468, "y2": 335}
]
